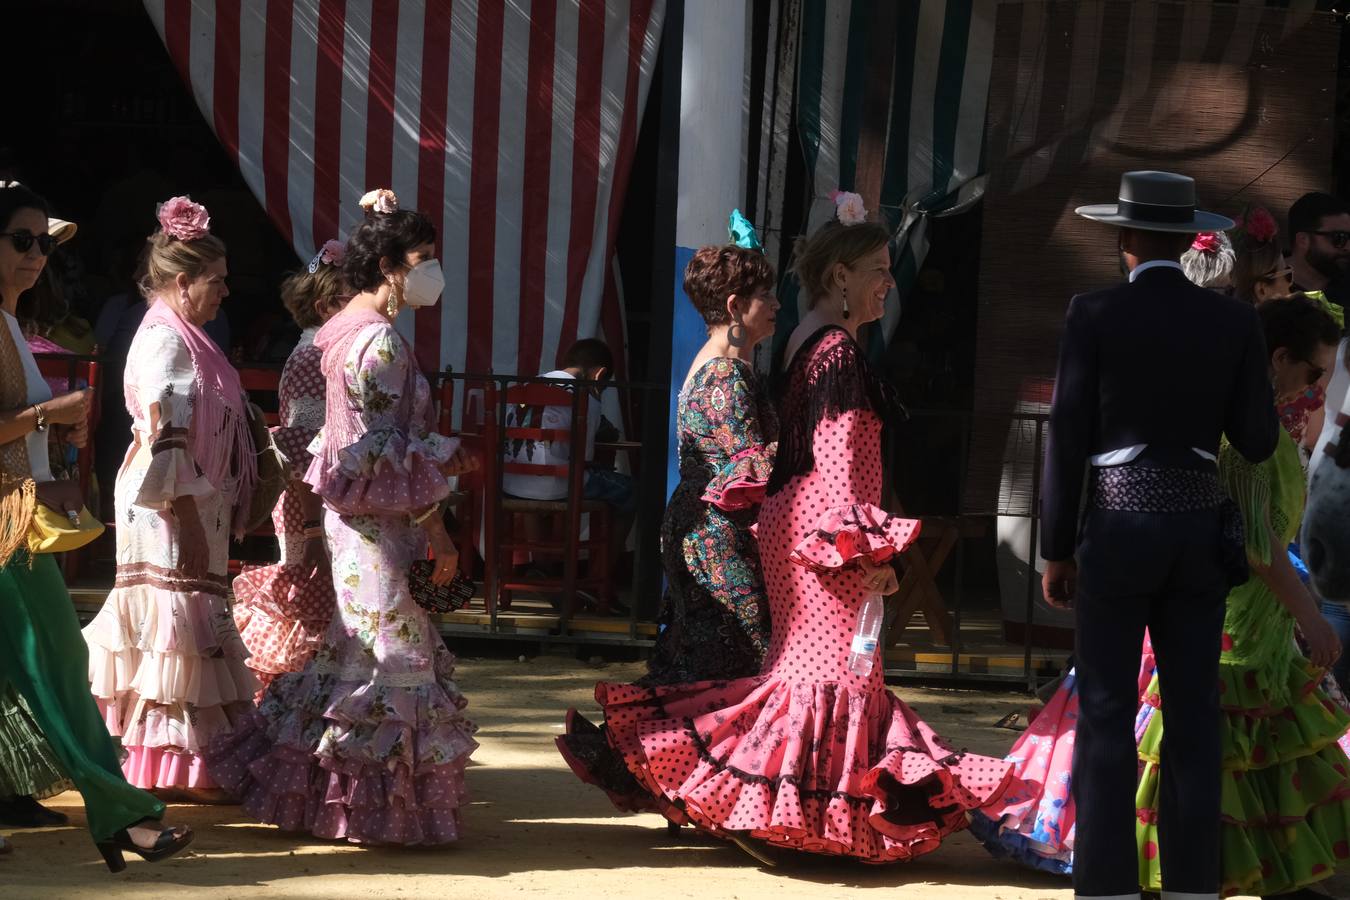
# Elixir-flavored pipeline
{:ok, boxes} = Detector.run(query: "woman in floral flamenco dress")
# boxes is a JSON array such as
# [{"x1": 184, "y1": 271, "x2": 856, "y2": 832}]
[
  {"x1": 558, "y1": 232, "x2": 780, "y2": 810},
  {"x1": 231, "y1": 242, "x2": 349, "y2": 697},
  {"x1": 82, "y1": 197, "x2": 258, "y2": 802},
  {"x1": 206, "y1": 190, "x2": 479, "y2": 845},
  {"x1": 576, "y1": 196, "x2": 1014, "y2": 863}
]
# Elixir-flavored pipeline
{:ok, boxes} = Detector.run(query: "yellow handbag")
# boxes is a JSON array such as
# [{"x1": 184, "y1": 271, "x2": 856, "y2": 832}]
[{"x1": 27, "y1": 500, "x2": 104, "y2": 554}]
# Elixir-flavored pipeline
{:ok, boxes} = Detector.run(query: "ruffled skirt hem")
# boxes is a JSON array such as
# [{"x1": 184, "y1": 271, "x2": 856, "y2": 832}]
[
  {"x1": 232, "y1": 562, "x2": 334, "y2": 683},
  {"x1": 207, "y1": 708, "x2": 474, "y2": 846},
  {"x1": 121, "y1": 746, "x2": 218, "y2": 790},
  {"x1": 966, "y1": 811, "x2": 1073, "y2": 876},
  {"x1": 591, "y1": 675, "x2": 1013, "y2": 863}
]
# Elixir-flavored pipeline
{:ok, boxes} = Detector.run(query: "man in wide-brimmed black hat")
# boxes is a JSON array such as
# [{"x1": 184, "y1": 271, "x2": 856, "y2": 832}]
[{"x1": 1041, "y1": 171, "x2": 1279, "y2": 900}]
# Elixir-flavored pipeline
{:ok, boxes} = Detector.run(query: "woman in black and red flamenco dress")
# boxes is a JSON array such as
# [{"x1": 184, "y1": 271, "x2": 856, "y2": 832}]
[{"x1": 563, "y1": 200, "x2": 1014, "y2": 862}]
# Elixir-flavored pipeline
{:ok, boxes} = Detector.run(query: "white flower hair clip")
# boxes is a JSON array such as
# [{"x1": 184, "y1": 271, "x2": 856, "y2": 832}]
[
  {"x1": 307, "y1": 238, "x2": 346, "y2": 274},
  {"x1": 358, "y1": 188, "x2": 399, "y2": 215},
  {"x1": 830, "y1": 190, "x2": 868, "y2": 226}
]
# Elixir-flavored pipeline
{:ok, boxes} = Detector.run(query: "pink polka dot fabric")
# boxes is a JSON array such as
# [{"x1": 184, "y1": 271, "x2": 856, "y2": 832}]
[
  {"x1": 233, "y1": 339, "x2": 336, "y2": 697},
  {"x1": 590, "y1": 328, "x2": 1016, "y2": 862}
]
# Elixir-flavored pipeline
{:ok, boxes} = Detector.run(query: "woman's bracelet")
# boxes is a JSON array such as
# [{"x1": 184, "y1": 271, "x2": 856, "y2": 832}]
[
  {"x1": 411, "y1": 504, "x2": 440, "y2": 526},
  {"x1": 302, "y1": 518, "x2": 321, "y2": 529},
  {"x1": 303, "y1": 526, "x2": 324, "y2": 539}
]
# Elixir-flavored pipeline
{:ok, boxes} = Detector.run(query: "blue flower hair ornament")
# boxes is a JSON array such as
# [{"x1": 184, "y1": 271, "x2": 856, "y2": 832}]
[{"x1": 728, "y1": 209, "x2": 763, "y2": 251}]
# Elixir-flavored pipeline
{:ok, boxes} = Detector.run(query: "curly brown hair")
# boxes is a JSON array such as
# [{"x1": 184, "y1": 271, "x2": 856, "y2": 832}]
[{"x1": 682, "y1": 245, "x2": 776, "y2": 326}]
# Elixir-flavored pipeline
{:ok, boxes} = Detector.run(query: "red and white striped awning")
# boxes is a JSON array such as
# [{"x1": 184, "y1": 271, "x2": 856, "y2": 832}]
[{"x1": 142, "y1": 0, "x2": 665, "y2": 382}]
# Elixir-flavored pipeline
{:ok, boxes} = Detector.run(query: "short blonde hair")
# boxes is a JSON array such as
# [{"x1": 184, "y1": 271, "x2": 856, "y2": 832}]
[
  {"x1": 138, "y1": 230, "x2": 227, "y2": 300},
  {"x1": 280, "y1": 265, "x2": 347, "y2": 329},
  {"x1": 790, "y1": 220, "x2": 890, "y2": 305}
]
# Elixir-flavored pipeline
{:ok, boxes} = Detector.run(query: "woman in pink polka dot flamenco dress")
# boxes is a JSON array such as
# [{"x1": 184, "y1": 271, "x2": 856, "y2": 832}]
[
  {"x1": 206, "y1": 191, "x2": 478, "y2": 846},
  {"x1": 231, "y1": 247, "x2": 348, "y2": 699},
  {"x1": 587, "y1": 205, "x2": 1014, "y2": 863}
]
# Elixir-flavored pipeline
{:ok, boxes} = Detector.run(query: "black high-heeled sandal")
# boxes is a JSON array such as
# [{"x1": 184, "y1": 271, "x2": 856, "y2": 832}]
[{"x1": 96, "y1": 823, "x2": 193, "y2": 873}]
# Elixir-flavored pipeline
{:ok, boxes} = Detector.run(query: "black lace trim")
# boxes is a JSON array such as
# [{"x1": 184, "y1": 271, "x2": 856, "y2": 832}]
[
  {"x1": 678, "y1": 715, "x2": 930, "y2": 806},
  {"x1": 809, "y1": 514, "x2": 897, "y2": 543},
  {"x1": 766, "y1": 327, "x2": 906, "y2": 497}
]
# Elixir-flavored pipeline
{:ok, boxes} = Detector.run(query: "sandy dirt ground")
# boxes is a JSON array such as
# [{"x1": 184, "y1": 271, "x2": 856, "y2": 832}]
[{"x1": 2, "y1": 653, "x2": 1346, "y2": 900}]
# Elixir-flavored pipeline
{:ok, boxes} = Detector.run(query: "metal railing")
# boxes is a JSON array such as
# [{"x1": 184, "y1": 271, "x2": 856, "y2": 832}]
[{"x1": 889, "y1": 406, "x2": 1057, "y2": 689}]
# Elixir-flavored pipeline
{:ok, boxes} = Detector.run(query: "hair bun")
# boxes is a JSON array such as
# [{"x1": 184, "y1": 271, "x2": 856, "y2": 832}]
[{"x1": 358, "y1": 188, "x2": 399, "y2": 215}]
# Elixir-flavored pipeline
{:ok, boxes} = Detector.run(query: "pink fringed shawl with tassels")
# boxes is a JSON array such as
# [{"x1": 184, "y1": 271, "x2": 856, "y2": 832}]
[
  {"x1": 312, "y1": 308, "x2": 414, "y2": 458},
  {"x1": 135, "y1": 300, "x2": 256, "y2": 530}
]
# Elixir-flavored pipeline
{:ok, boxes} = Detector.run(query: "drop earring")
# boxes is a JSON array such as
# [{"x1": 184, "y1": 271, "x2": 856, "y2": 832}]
[
  {"x1": 387, "y1": 280, "x2": 401, "y2": 317},
  {"x1": 841, "y1": 284, "x2": 850, "y2": 320},
  {"x1": 728, "y1": 319, "x2": 747, "y2": 347}
]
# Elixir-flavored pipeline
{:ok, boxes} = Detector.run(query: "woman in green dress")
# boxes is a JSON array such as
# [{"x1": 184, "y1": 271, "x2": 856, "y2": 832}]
[
  {"x1": 0, "y1": 183, "x2": 192, "y2": 870},
  {"x1": 0, "y1": 686, "x2": 72, "y2": 829},
  {"x1": 1135, "y1": 293, "x2": 1350, "y2": 898}
]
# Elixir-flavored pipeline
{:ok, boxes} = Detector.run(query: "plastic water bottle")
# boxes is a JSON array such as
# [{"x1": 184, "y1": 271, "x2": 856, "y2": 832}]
[{"x1": 848, "y1": 593, "x2": 885, "y2": 676}]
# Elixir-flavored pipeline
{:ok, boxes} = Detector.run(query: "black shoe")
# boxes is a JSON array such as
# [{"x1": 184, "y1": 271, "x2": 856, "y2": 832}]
[
  {"x1": 564, "y1": 707, "x2": 601, "y2": 737},
  {"x1": 728, "y1": 833, "x2": 779, "y2": 867},
  {"x1": 0, "y1": 795, "x2": 69, "y2": 828},
  {"x1": 96, "y1": 823, "x2": 193, "y2": 873}
]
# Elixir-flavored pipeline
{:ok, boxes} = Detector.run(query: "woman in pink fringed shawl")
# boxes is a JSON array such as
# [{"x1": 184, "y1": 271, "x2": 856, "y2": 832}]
[
  {"x1": 206, "y1": 189, "x2": 480, "y2": 846},
  {"x1": 82, "y1": 197, "x2": 259, "y2": 803}
]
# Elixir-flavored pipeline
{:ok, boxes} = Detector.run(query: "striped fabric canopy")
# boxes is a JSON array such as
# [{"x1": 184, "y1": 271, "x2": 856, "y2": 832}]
[
  {"x1": 757, "y1": 0, "x2": 997, "y2": 356},
  {"x1": 142, "y1": 0, "x2": 666, "y2": 389}
]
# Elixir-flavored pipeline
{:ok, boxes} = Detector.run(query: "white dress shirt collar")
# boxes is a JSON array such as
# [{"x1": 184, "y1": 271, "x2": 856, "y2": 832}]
[{"x1": 1129, "y1": 259, "x2": 1184, "y2": 283}]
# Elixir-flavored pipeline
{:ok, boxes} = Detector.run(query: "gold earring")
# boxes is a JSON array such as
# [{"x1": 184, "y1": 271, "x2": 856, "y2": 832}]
[{"x1": 386, "y1": 280, "x2": 401, "y2": 317}]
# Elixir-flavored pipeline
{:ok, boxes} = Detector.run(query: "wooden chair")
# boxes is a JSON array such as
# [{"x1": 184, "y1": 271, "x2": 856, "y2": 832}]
[
  {"x1": 34, "y1": 354, "x2": 101, "y2": 581},
  {"x1": 435, "y1": 369, "x2": 481, "y2": 579},
  {"x1": 480, "y1": 380, "x2": 614, "y2": 619},
  {"x1": 236, "y1": 365, "x2": 283, "y2": 426}
]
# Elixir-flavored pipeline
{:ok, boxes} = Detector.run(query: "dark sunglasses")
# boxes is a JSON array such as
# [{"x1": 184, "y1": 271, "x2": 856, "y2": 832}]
[
  {"x1": 1259, "y1": 269, "x2": 1294, "y2": 287},
  {"x1": 0, "y1": 231, "x2": 56, "y2": 256},
  {"x1": 1307, "y1": 229, "x2": 1350, "y2": 250}
]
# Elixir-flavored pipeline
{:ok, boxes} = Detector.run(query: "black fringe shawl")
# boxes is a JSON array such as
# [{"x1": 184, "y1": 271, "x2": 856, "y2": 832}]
[{"x1": 766, "y1": 325, "x2": 906, "y2": 497}]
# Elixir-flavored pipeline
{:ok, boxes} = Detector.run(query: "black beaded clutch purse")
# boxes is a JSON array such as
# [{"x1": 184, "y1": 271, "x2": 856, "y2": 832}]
[{"x1": 408, "y1": 560, "x2": 475, "y2": 614}]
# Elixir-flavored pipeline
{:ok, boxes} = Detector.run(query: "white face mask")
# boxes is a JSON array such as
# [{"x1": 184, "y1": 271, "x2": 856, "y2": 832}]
[{"x1": 402, "y1": 259, "x2": 444, "y2": 308}]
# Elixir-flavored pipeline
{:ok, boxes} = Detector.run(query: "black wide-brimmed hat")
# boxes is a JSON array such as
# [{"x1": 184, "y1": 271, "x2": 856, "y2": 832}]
[{"x1": 1076, "y1": 170, "x2": 1234, "y2": 233}]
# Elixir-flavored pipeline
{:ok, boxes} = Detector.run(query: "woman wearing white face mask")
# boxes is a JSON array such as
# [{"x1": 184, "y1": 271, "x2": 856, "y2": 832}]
[{"x1": 206, "y1": 189, "x2": 480, "y2": 846}]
